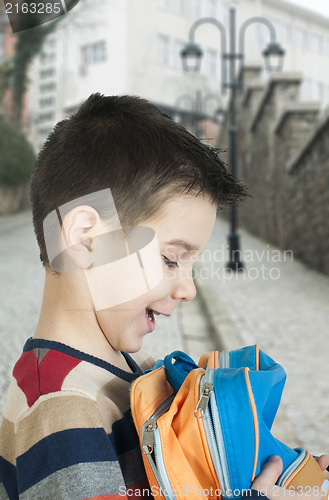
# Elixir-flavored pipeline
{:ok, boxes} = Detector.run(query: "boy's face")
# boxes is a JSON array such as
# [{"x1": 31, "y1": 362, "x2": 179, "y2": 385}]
[{"x1": 95, "y1": 193, "x2": 217, "y2": 353}]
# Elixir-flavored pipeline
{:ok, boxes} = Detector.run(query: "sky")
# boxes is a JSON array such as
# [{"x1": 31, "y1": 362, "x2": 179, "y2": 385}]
[{"x1": 288, "y1": 0, "x2": 329, "y2": 17}]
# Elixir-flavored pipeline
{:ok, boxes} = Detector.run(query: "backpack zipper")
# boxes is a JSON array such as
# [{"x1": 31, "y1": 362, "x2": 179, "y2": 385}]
[
  {"x1": 153, "y1": 427, "x2": 176, "y2": 499},
  {"x1": 142, "y1": 396, "x2": 173, "y2": 454},
  {"x1": 276, "y1": 447, "x2": 306, "y2": 487},
  {"x1": 213, "y1": 348, "x2": 232, "y2": 495},
  {"x1": 196, "y1": 368, "x2": 233, "y2": 498},
  {"x1": 142, "y1": 396, "x2": 176, "y2": 500},
  {"x1": 219, "y1": 350, "x2": 230, "y2": 368},
  {"x1": 141, "y1": 350, "x2": 232, "y2": 499},
  {"x1": 194, "y1": 348, "x2": 229, "y2": 416}
]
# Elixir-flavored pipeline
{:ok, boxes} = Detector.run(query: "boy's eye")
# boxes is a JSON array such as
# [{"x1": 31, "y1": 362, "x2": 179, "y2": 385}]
[{"x1": 162, "y1": 256, "x2": 178, "y2": 268}]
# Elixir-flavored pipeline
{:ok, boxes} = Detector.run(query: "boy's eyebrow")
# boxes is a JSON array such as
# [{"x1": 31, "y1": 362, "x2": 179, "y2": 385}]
[{"x1": 164, "y1": 239, "x2": 202, "y2": 253}]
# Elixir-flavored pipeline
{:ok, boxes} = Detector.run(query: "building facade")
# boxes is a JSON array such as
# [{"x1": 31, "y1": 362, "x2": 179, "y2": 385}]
[{"x1": 24, "y1": 0, "x2": 329, "y2": 151}]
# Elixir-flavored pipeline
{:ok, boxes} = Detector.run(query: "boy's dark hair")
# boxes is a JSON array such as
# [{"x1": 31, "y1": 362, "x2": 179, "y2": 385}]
[{"x1": 30, "y1": 93, "x2": 247, "y2": 268}]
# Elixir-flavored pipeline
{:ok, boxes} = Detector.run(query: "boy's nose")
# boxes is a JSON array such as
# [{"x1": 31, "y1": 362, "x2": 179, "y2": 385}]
[{"x1": 171, "y1": 274, "x2": 197, "y2": 302}]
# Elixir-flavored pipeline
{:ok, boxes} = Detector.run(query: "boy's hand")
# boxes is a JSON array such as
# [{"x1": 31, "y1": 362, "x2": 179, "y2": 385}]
[
  {"x1": 251, "y1": 455, "x2": 284, "y2": 498},
  {"x1": 316, "y1": 455, "x2": 329, "y2": 479},
  {"x1": 251, "y1": 454, "x2": 329, "y2": 499}
]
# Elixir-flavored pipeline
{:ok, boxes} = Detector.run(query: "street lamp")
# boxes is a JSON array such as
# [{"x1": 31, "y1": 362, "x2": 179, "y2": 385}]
[
  {"x1": 174, "y1": 91, "x2": 225, "y2": 136},
  {"x1": 180, "y1": 43, "x2": 203, "y2": 72},
  {"x1": 174, "y1": 93, "x2": 195, "y2": 123},
  {"x1": 203, "y1": 93, "x2": 226, "y2": 123},
  {"x1": 262, "y1": 42, "x2": 285, "y2": 72},
  {"x1": 174, "y1": 91, "x2": 202, "y2": 136},
  {"x1": 181, "y1": 8, "x2": 285, "y2": 271}
]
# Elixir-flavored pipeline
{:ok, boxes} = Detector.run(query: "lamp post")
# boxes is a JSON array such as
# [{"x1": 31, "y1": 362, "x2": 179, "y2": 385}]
[
  {"x1": 203, "y1": 92, "x2": 226, "y2": 123},
  {"x1": 181, "y1": 8, "x2": 285, "y2": 271},
  {"x1": 174, "y1": 92, "x2": 200, "y2": 135},
  {"x1": 174, "y1": 91, "x2": 225, "y2": 136}
]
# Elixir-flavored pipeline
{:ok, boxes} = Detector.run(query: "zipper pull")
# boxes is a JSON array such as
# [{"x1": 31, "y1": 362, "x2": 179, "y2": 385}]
[
  {"x1": 194, "y1": 381, "x2": 213, "y2": 418},
  {"x1": 142, "y1": 418, "x2": 156, "y2": 454}
]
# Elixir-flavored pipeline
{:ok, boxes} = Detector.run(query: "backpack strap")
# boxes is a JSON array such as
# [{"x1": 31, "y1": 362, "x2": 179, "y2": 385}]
[
  {"x1": 198, "y1": 351, "x2": 219, "y2": 370},
  {"x1": 163, "y1": 351, "x2": 198, "y2": 393}
]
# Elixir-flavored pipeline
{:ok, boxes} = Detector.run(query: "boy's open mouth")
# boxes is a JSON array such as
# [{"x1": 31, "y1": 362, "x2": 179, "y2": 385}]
[
  {"x1": 146, "y1": 308, "x2": 154, "y2": 321},
  {"x1": 145, "y1": 308, "x2": 156, "y2": 331},
  {"x1": 145, "y1": 308, "x2": 171, "y2": 331}
]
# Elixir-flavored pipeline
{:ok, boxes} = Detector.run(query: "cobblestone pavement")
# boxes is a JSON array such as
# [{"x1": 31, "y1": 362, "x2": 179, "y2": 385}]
[
  {"x1": 0, "y1": 210, "x2": 216, "y2": 417},
  {"x1": 195, "y1": 215, "x2": 329, "y2": 456},
  {"x1": 0, "y1": 211, "x2": 44, "y2": 415}
]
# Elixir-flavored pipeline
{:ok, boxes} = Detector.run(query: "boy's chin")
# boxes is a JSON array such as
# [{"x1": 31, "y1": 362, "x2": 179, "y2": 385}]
[
  {"x1": 105, "y1": 330, "x2": 145, "y2": 354},
  {"x1": 123, "y1": 337, "x2": 145, "y2": 354}
]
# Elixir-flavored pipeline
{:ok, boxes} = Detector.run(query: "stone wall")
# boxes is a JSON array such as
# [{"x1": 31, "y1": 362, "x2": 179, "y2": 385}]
[{"x1": 218, "y1": 67, "x2": 329, "y2": 275}]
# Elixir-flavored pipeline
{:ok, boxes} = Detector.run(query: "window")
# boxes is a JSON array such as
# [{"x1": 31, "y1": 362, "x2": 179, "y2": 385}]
[
  {"x1": 299, "y1": 79, "x2": 312, "y2": 100},
  {"x1": 223, "y1": 4, "x2": 229, "y2": 31},
  {"x1": 157, "y1": 34, "x2": 170, "y2": 65},
  {"x1": 40, "y1": 82, "x2": 56, "y2": 93},
  {"x1": 295, "y1": 28, "x2": 308, "y2": 50},
  {"x1": 190, "y1": 0, "x2": 201, "y2": 19},
  {"x1": 158, "y1": 0, "x2": 169, "y2": 9},
  {"x1": 205, "y1": 0, "x2": 216, "y2": 17},
  {"x1": 40, "y1": 53, "x2": 56, "y2": 65},
  {"x1": 39, "y1": 97, "x2": 55, "y2": 109},
  {"x1": 204, "y1": 49, "x2": 217, "y2": 78},
  {"x1": 38, "y1": 112, "x2": 54, "y2": 124},
  {"x1": 256, "y1": 25, "x2": 268, "y2": 50},
  {"x1": 318, "y1": 82, "x2": 324, "y2": 100},
  {"x1": 43, "y1": 39, "x2": 56, "y2": 50},
  {"x1": 40, "y1": 68, "x2": 55, "y2": 79},
  {"x1": 325, "y1": 86, "x2": 329, "y2": 105},
  {"x1": 38, "y1": 127, "x2": 51, "y2": 138},
  {"x1": 271, "y1": 20, "x2": 291, "y2": 43},
  {"x1": 81, "y1": 41, "x2": 107, "y2": 65},
  {"x1": 174, "y1": 40, "x2": 185, "y2": 68},
  {"x1": 173, "y1": 0, "x2": 184, "y2": 15},
  {"x1": 311, "y1": 34, "x2": 322, "y2": 53},
  {"x1": 300, "y1": 79, "x2": 323, "y2": 101}
]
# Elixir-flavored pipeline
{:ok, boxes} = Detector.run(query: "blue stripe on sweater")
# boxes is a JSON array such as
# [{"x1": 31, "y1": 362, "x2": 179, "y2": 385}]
[
  {"x1": 17, "y1": 427, "x2": 117, "y2": 494},
  {"x1": 110, "y1": 410, "x2": 140, "y2": 455},
  {"x1": 0, "y1": 456, "x2": 18, "y2": 499}
]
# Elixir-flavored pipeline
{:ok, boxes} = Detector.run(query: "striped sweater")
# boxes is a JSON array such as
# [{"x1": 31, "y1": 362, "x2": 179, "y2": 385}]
[{"x1": 0, "y1": 338, "x2": 155, "y2": 499}]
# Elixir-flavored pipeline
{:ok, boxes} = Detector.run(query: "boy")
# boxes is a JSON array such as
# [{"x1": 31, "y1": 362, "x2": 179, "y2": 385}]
[{"x1": 0, "y1": 94, "x2": 327, "y2": 499}]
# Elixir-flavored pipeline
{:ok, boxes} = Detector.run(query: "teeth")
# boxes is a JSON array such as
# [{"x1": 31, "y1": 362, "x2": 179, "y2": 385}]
[{"x1": 147, "y1": 309, "x2": 153, "y2": 320}]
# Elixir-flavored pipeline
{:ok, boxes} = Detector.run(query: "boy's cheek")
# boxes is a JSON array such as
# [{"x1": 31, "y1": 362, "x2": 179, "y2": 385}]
[
  {"x1": 148, "y1": 272, "x2": 173, "y2": 298},
  {"x1": 83, "y1": 227, "x2": 164, "y2": 311},
  {"x1": 84, "y1": 255, "x2": 148, "y2": 310}
]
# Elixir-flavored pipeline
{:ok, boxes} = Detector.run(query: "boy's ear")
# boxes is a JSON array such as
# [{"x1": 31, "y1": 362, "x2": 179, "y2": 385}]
[{"x1": 62, "y1": 206, "x2": 100, "y2": 270}]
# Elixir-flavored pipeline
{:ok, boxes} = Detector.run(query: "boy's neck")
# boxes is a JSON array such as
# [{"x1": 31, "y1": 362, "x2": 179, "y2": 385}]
[{"x1": 33, "y1": 268, "x2": 133, "y2": 372}]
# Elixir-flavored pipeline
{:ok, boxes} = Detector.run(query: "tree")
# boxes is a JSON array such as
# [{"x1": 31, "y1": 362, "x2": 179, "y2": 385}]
[
  {"x1": 7, "y1": 0, "x2": 79, "y2": 127},
  {"x1": 0, "y1": 117, "x2": 35, "y2": 186},
  {"x1": 0, "y1": 61, "x2": 12, "y2": 103},
  {"x1": 11, "y1": 21, "x2": 58, "y2": 126}
]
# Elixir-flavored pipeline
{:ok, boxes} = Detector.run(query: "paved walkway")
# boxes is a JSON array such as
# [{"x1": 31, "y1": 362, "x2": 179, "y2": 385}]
[{"x1": 195, "y1": 215, "x2": 329, "y2": 456}]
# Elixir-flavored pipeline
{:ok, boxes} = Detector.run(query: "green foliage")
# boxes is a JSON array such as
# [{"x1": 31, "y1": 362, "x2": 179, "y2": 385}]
[
  {"x1": 0, "y1": 118, "x2": 36, "y2": 186},
  {"x1": 0, "y1": 60, "x2": 13, "y2": 102},
  {"x1": 9, "y1": 1, "x2": 77, "y2": 125}
]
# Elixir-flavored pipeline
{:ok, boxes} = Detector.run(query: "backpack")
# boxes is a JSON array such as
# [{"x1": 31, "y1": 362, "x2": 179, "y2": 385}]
[{"x1": 130, "y1": 345, "x2": 328, "y2": 499}]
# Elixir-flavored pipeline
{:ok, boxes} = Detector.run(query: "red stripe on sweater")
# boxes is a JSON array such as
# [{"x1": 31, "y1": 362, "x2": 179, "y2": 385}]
[
  {"x1": 39, "y1": 349, "x2": 81, "y2": 395},
  {"x1": 13, "y1": 349, "x2": 81, "y2": 407},
  {"x1": 13, "y1": 351, "x2": 40, "y2": 407}
]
